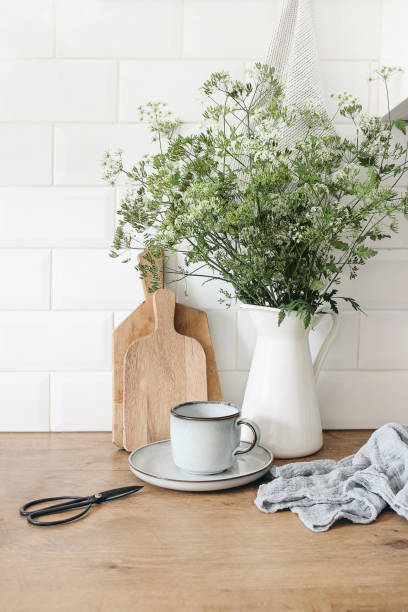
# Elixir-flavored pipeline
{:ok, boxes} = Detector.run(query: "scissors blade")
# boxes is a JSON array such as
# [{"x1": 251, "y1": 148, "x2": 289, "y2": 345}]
[{"x1": 95, "y1": 485, "x2": 143, "y2": 503}]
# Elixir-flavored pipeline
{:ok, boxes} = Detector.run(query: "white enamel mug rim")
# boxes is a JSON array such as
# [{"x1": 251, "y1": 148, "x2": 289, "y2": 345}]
[{"x1": 171, "y1": 400, "x2": 240, "y2": 421}]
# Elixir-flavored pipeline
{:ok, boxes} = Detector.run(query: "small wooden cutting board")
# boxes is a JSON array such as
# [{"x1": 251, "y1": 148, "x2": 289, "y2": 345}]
[
  {"x1": 112, "y1": 251, "x2": 222, "y2": 448},
  {"x1": 123, "y1": 289, "x2": 207, "y2": 451}
]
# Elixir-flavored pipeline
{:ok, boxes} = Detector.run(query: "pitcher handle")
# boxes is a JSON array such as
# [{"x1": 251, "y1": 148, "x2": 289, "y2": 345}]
[{"x1": 313, "y1": 312, "x2": 339, "y2": 378}]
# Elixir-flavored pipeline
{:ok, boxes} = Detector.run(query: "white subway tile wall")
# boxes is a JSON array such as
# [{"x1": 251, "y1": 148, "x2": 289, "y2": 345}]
[
  {"x1": 0, "y1": 312, "x2": 112, "y2": 371},
  {"x1": 314, "y1": 0, "x2": 381, "y2": 61},
  {"x1": 55, "y1": 0, "x2": 183, "y2": 59},
  {"x1": 182, "y1": 1, "x2": 282, "y2": 59},
  {"x1": 0, "y1": 124, "x2": 52, "y2": 185},
  {"x1": 0, "y1": 250, "x2": 50, "y2": 309},
  {"x1": 54, "y1": 124, "x2": 155, "y2": 185},
  {"x1": 320, "y1": 61, "x2": 373, "y2": 121},
  {"x1": 119, "y1": 60, "x2": 245, "y2": 122},
  {"x1": 0, "y1": 0, "x2": 54, "y2": 58},
  {"x1": 0, "y1": 373, "x2": 49, "y2": 431},
  {"x1": 0, "y1": 60, "x2": 117, "y2": 122},
  {"x1": 380, "y1": 0, "x2": 408, "y2": 112},
  {"x1": 0, "y1": 188, "x2": 114, "y2": 247},
  {"x1": 0, "y1": 0, "x2": 407, "y2": 431},
  {"x1": 52, "y1": 250, "x2": 144, "y2": 309},
  {"x1": 50, "y1": 372, "x2": 112, "y2": 431}
]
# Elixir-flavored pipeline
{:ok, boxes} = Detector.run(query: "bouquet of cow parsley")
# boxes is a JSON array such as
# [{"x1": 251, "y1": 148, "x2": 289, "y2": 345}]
[{"x1": 104, "y1": 64, "x2": 408, "y2": 327}]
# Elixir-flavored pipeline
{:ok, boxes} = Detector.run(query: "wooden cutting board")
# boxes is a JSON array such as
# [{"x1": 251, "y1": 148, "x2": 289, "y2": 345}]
[
  {"x1": 112, "y1": 251, "x2": 222, "y2": 448},
  {"x1": 123, "y1": 289, "x2": 207, "y2": 451}
]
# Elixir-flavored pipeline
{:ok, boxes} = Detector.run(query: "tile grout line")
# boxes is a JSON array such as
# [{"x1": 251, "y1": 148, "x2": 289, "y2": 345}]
[
  {"x1": 375, "y1": 0, "x2": 385, "y2": 115},
  {"x1": 367, "y1": 61, "x2": 373, "y2": 113},
  {"x1": 52, "y1": 0, "x2": 56, "y2": 58},
  {"x1": 180, "y1": 0, "x2": 185, "y2": 59},
  {"x1": 1, "y1": 368, "x2": 408, "y2": 374},
  {"x1": 234, "y1": 310, "x2": 238, "y2": 370},
  {"x1": 0, "y1": 370, "x2": 113, "y2": 374},
  {"x1": 3, "y1": 307, "x2": 408, "y2": 313},
  {"x1": 112, "y1": 187, "x2": 118, "y2": 239},
  {"x1": 49, "y1": 248, "x2": 53, "y2": 310},
  {"x1": 48, "y1": 372, "x2": 52, "y2": 431},
  {"x1": 356, "y1": 311, "x2": 361, "y2": 369},
  {"x1": 50, "y1": 123, "x2": 55, "y2": 184},
  {"x1": 115, "y1": 61, "x2": 120, "y2": 122},
  {"x1": 378, "y1": 0, "x2": 385, "y2": 65}
]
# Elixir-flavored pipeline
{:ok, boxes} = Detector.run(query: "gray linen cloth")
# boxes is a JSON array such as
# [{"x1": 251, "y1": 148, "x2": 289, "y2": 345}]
[{"x1": 255, "y1": 423, "x2": 408, "y2": 532}]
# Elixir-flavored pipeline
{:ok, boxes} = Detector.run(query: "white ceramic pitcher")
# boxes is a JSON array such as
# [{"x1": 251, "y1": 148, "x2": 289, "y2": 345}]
[{"x1": 240, "y1": 305, "x2": 339, "y2": 459}]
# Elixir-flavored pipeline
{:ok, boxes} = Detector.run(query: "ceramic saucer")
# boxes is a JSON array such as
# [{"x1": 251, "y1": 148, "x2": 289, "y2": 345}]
[{"x1": 128, "y1": 440, "x2": 273, "y2": 492}]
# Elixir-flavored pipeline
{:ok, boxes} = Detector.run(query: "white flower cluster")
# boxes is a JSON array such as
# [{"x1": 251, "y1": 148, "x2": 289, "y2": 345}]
[
  {"x1": 356, "y1": 111, "x2": 374, "y2": 131},
  {"x1": 331, "y1": 162, "x2": 360, "y2": 185}
]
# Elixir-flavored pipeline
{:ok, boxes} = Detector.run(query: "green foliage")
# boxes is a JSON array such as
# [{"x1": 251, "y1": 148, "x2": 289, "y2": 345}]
[{"x1": 103, "y1": 64, "x2": 408, "y2": 327}]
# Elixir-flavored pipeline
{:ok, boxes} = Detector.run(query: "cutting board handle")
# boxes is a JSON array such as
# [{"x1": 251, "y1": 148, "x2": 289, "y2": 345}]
[
  {"x1": 137, "y1": 250, "x2": 164, "y2": 299},
  {"x1": 153, "y1": 289, "x2": 176, "y2": 333}
]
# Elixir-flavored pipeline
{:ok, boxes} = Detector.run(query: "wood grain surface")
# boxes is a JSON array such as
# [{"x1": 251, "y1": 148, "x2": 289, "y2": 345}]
[
  {"x1": 2, "y1": 430, "x2": 408, "y2": 612},
  {"x1": 123, "y1": 289, "x2": 207, "y2": 451},
  {"x1": 112, "y1": 252, "x2": 222, "y2": 448}
]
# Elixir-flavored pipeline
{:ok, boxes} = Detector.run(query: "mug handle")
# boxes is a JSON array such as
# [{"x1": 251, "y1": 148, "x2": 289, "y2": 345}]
[{"x1": 233, "y1": 418, "x2": 261, "y2": 455}]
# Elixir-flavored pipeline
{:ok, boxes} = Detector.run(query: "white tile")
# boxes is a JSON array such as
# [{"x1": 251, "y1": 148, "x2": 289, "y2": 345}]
[
  {"x1": 119, "y1": 60, "x2": 245, "y2": 123},
  {"x1": 54, "y1": 124, "x2": 154, "y2": 185},
  {"x1": 310, "y1": 312, "x2": 359, "y2": 370},
  {"x1": 0, "y1": 187, "x2": 114, "y2": 247},
  {"x1": 176, "y1": 273, "x2": 236, "y2": 311},
  {"x1": 206, "y1": 311, "x2": 236, "y2": 371},
  {"x1": 380, "y1": 0, "x2": 408, "y2": 113},
  {"x1": 320, "y1": 61, "x2": 371, "y2": 122},
  {"x1": 53, "y1": 249, "x2": 144, "y2": 309},
  {"x1": 314, "y1": 0, "x2": 381, "y2": 60},
  {"x1": 56, "y1": 0, "x2": 182, "y2": 58},
  {"x1": 0, "y1": 124, "x2": 52, "y2": 185},
  {"x1": 359, "y1": 311, "x2": 408, "y2": 369},
  {"x1": 381, "y1": 0, "x2": 408, "y2": 66},
  {"x1": 0, "y1": 60, "x2": 116, "y2": 122},
  {"x1": 0, "y1": 250, "x2": 50, "y2": 309},
  {"x1": 172, "y1": 255, "x2": 236, "y2": 311},
  {"x1": 339, "y1": 250, "x2": 408, "y2": 310},
  {"x1": 183, "y1": 0, "x2": 281, "y2": 59},
  {"x1": 0, "y1": 312, "x2": 112, "y2": 370},
  {"x1": 318, "y1": 371, "x2": 408, "y2": 428},
  {"x1": 219, "y1": 371, "x2": 248, "y2": 407},
  {"x1": 51, "y1": 372, "x2": 112, "y2": 431},
  {"x1": 0, "y1": 373, "x2": 49, "y2": 431},
  {"x1": 0, "y1": 0, "x2": 53, "y2": 58}
]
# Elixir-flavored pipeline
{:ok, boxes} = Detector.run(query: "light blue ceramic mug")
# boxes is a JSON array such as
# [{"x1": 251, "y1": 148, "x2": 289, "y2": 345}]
[{"x1": 170, "y1": 401, "x2": 261, "y2": 475}]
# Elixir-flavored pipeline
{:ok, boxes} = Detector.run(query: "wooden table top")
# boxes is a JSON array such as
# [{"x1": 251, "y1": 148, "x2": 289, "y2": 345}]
[{"x1": 1, "y1": 431, "x2": 407, "y2": 611}]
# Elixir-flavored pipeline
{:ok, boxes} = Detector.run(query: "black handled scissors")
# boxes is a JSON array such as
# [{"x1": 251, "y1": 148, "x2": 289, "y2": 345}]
[{"x1": 19, "y1": 485, "x2": 143, "y2": 526}]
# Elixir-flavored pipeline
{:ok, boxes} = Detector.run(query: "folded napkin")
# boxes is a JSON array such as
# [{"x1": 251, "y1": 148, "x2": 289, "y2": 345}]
[{"x1": 255, "y1": 423, "x2": 408, "y2": 532}]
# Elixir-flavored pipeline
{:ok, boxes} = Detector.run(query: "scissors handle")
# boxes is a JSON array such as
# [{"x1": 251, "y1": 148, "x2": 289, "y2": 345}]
[{"x1": 20, "y1": 496, "x2": 93, "y2": 526}]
